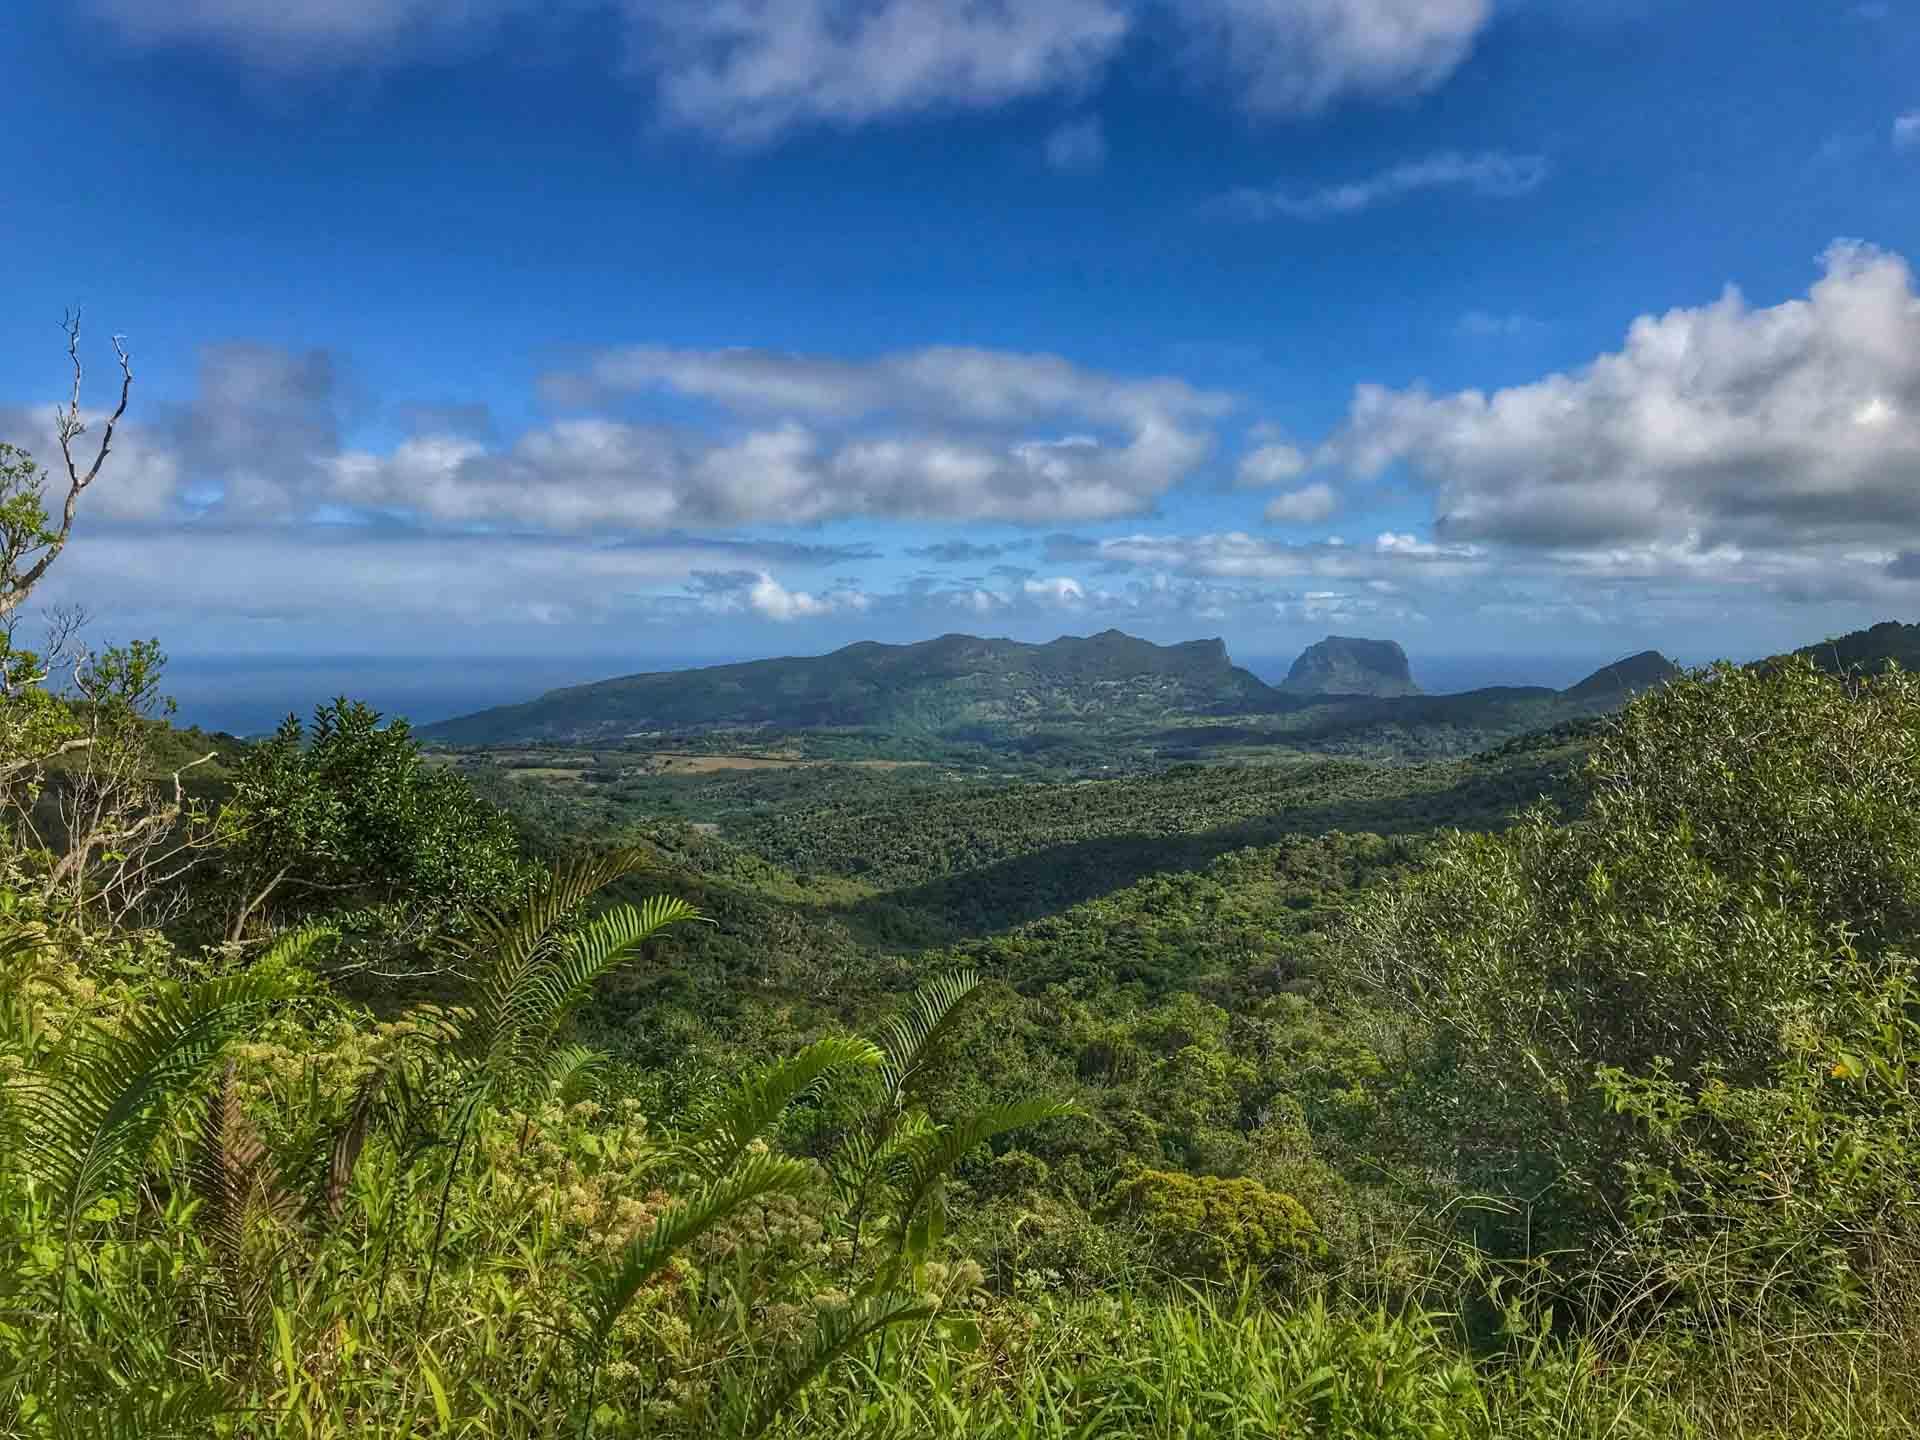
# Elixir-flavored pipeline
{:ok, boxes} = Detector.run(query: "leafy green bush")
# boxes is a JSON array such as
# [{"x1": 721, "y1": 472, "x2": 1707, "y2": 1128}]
[
  {"x1": 1346, "y1": 657, "x2": 1920, "y2": 1284},
  {"x1": 1113, "y1": 1168, "x2": 1320, "y2": 1280}
]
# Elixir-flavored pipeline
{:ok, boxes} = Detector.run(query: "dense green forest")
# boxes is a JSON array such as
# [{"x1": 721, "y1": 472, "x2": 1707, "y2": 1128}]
[{"x1": 7, "y1": 387, "x2": 1920, "y2": 1437}]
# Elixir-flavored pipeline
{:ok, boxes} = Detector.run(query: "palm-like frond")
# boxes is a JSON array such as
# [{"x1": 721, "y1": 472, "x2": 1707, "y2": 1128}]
[
  {"x1": 890, "y1": 1099, "x2": 1078, "y2": 1261},
  {"x1": 681, "y1": 1036, "x2": 882, "y2": 1180},
  {"x1": 321, "y1": 1061, "x2": 390, "y2": 1223},
  {"x1": 734, "y1": 1293, "x2": 937, "y2": 1439},
  {"x1": 828, "y1": 1109, "x2": 933, "y2": 1212},
  {"x1": 515, "y1": 895, "x2": 702, "y2": 1062},
  {"x1": 461, "y1": 847, "x2": 659, "y2": 1040},
  {"x1": 20, "y1": 932, "x2": 323, "y2": 1226},
  {"x1": 538, "y1": 1044, "x2": 609, "y2": 1106},
  {"x1": 191, "y1": 1065, "x2": 299, "y2": 1337},
  {"x1": 875, "y1": 969, "x2": 981, "y2": 1108},
  {"x1": 578, "y1": 1151, "x2": 813, "y2": 1368}
]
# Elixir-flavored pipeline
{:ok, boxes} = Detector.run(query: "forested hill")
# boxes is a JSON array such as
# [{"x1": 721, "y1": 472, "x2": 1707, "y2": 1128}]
[
  {"x1": 418, "y1": 629, "x2": 1276, "y2": 745},
  {"x1": 419, "y1": 627, "x2": 1696, "y2": 762}
]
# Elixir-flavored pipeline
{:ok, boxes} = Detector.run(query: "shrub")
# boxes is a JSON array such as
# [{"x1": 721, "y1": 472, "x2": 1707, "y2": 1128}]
[
  {"x1": 1346, "y1": 657, "x2": 1920, "y2": 1279},
  {"x1": 1113, "y1": 1167, "x2": 1320, "y2": 1280}
]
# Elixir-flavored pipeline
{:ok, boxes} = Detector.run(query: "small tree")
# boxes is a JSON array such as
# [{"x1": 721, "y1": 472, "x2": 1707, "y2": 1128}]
[{"x1": 214, "y1": 698, "x2": 529, "y2": 968}]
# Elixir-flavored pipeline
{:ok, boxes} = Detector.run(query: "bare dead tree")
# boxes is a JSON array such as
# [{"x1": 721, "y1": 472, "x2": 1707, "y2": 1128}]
[{"x1": 0, "y1": 312, "x2": 132, "y2": 620}]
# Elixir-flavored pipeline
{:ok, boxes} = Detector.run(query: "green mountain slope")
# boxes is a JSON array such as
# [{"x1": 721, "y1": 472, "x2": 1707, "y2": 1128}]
[
  {"x1": 1783, "y1": 620, "x2": 1920, "y2": 677},
  {"x1": 1562, "y1": 650, "x2": 1680, "y2": 701},
  {"x1": 419, "y1": 629, "x2": 1278, "y2": 746}
]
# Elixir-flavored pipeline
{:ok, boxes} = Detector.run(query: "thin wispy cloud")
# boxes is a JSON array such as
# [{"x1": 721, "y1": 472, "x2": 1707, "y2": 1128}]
[
  {"x1": 1458, "y1": 310, "x2": 1548, "y2": 340},
  {"x1": 1218, "y1": 150, "x2": 1549, "y2": 221},
  {"x1": 1896, "y1": 111, "x2": 1920, "y2": 151},
  {"x1": 1044, "y1": 116, "x2": 1107, "y2": 173}
]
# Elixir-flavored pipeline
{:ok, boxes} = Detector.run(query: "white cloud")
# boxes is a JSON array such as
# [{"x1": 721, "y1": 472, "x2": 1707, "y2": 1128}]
[
  {"x1": 629, "y1": 0, "x2": 1131, "y2": 144},
  {"x1": 532, "y1": 344, "x2": 1233, "y2": 524},
  {"x1": 1236, "y1": 440, "x2": 1308, "y2": 486},
  {"x1": 1320, "y1": 241, "x2": 1920, "y2": 552},
  {"x1": 40, "y1": 526, "x2": 777, "y2": 629},
  {"x1": 1896, "y1": 111, "x2": 1920, "y2": 151},
  {"x1": 1185, "y1": 0, "x2": 1490, "y2": 115},
  {"x1": 560, "y1": 343, "x2": 1230, "y2": 428},
  {"x1": 16, "y1": 338, "x2": 1239, "y2": 534},
  {"x1": 92, "y1": 0, "x2": 1497, "y2": 140},
  {"x1": 741, "y1": 572, "x2": 871, "y2": 621},
  {"x1": 1044, "y1": 116, "x2": 1108, "y2": 172},
  {"x1": 1265, "y1": 481, "x2": 1338, "y2": 523},
  {"x1": 1022, "y1": 575, "x2": 1088, "y2": 606},
  {"x1": 1220, "y1": 149, "x2": 1547, "y2": 220},
  {"x1": 0, "y1": 408, "x2": 182, "y2": 522}
]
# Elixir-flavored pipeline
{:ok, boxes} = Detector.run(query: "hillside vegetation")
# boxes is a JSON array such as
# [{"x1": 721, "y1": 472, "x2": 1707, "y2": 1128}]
[{"x1": 11, "y1": 637, "x2": 1920, "y2": 1435}]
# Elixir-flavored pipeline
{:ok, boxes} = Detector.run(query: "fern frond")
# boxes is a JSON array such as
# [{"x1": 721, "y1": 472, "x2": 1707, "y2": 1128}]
[
  {"x1": 514, "y1": 895, "x2": 702, "y2": 1059},
  {"x1": 538, "y1": 1044, "x2": 609, "y2": 1106},
  {"x1": 734, "y1": 1293, "x2": 936, "y2": 1439},
  {"x1": 192, "y1": 1065, "x2": 300, "y2": 1339},
  {"x1": 890, "y1": 1099, "x2": 1078, "y2": 1261},
  {"x1": 320, "y1": 1061, "x2": 390, "y2": 1223},
  {"x1": 876, "y1": 969, "x2": 982, "y2": 1107},
  {"x1": 681, "y1": 1036, "x2": 882, "y2": 1180},
  {"x1": 20, "y1": 957, "x2": 306, "y2": 1226},
  {"x1": 253, "y1": 923, "x2": 339, "y2": 979},
  {"x1": 462, "y1": 848, "x2": 660, "y2": 1033},
  {"x1": 579, "y1": 1151, "x2": 812, "y2": 1366},
  {"x1": 828, "y1": 1109, "x2": 932, "y2": 1212}
]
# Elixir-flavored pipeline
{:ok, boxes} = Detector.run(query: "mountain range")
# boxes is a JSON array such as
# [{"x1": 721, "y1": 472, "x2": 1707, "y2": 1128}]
[{"x1": 417, "y1": 628, "x2": 1682, "y2": 755}]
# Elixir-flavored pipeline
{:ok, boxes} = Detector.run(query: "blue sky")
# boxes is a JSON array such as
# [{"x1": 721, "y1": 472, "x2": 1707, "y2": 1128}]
[{"x1": 3, "y1": 0, "x2": 1919, "y2": 723}]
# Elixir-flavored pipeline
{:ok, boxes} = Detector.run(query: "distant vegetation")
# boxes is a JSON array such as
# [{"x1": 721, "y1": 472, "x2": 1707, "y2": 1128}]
[{"x1": 417, "y1": 627, "x2": 1680, "y2": 767}]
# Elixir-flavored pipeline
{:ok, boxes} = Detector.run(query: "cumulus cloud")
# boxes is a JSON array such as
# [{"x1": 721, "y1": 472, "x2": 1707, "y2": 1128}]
[
  {"x1": 1023, "y1": 575, "x2": 1088, "y2": 606},
  {"x1": 66, "y1": 337, "x2": 1237, "y2": 533},
  {"x1": 91, "y1": 0, "x2": 1498, "y2": 140},
  {"x1": 1219, "y1": 150, "x2": 1548, "y2": 220},
  {"x1": 1320, "y1": 241, "x2": 1920, "y2": 553},
  {"x1": 739, "y1": 571, "x2": 872, "y2": 621},
  {"x1": 1236, "y1": 440, "x2": 1308, "y2": 486},
  {"x1": 1265, "y1": 482, "x2": 1338, "y2": 523},
  {"x1": 0, "y1": 407, "x2": 183, "y2": 523},
  {"x1": 1044, "y1": 115, "x2": 1108, "y2": 173},
  {"x1": 533, "y1": 343, "x2": 1232, "y2": 524},
  {"x1": 556, "y1": 343, "x2": 1230, "y2": 429}
]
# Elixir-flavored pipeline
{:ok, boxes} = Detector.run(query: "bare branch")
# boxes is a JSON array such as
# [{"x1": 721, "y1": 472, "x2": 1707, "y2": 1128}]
[{"x1": 1, "y1": 313, "x2": 133, "y2": 618}]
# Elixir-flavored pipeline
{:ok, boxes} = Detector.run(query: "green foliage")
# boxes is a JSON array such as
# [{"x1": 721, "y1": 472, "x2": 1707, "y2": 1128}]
[
  {"x1": 1349, "y1": 656, "x2": 1920, "y2": 1281},
  {"x1": 212, "y1": 698, "x2": 529, "y2": 961},
  {"x1": 1113, "y1": 1168, "x2": 1321, "y2": 1280},
  {"x1": 15, "y1": 926, "x2": 325, "y2": 1233}
]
